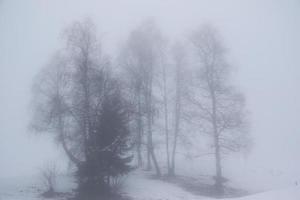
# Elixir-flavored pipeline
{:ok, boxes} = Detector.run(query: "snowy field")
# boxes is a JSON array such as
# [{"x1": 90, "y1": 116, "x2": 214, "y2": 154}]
[
  {"x1": 0, "y1": 174, "x2": 75, "y2": 200},
  {"x1": 1, "y1": 170, "x2": 300, "y2": 200}
]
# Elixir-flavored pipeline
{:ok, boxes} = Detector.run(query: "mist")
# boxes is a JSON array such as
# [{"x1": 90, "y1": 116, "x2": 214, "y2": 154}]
[{"x1": 0, "y1": 0, "x2": 300, "y2": 199}]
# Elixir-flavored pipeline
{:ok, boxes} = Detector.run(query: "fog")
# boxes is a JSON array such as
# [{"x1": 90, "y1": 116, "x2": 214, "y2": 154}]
[{"x1": 0, "y1": 0, "x2": 299, "y2": 187}]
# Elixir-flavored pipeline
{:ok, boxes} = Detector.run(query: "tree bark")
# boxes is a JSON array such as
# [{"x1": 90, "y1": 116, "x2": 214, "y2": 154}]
[
  {"x1": 150, "y1": 145, "x2": 161, "y2": 177},
  {"x1": 136, "y1": 89, "x2": 143, "y2": 167},
  {"x1": 211, "y1": 88, "x2": 224, "y2": 194},
  {"x1": 81, "y1": 56, "x2": 91, "y2": 161},
  {"x1": 56, "y1": 89, "x2": 82, "y2": 168},
  {"x1": 60, "y1": 131, "x2": 82, "y2": 167},
  {"x1": 170, "y1": 56, "x2": 182, "y2": 177},
  {"x1": 162, "y1": 64, "x2": 170, "y2": 174},
  {"x1": 147, "y1": 106, "x2": 161, "y2": 176},
  {"x1": 58, "y1": 111, "x2": 81, "y2": 167},
  {"x1": 145, "y1": 68, "x2": 161, "y2": 176}
]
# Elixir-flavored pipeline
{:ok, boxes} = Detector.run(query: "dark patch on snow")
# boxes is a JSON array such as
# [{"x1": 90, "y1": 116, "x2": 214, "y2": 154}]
[
  {"x1": 67, "y1": 193, "x2": 132, "y2": 200},
  {"x1": 153, "y1": 174, "x2": 250, "y2": 199}
]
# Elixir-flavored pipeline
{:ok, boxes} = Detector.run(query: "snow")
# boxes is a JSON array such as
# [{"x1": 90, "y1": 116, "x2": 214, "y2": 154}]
[
  {"x1": 122, "y1": 170, "x2": 212, "y2": 200},
  {"x1": 233, "y1": 187, "x2": 300, "y2": 200},
  {"x1": 1, "y1": 170, "x2": 300, "y2": 200},
  {"x1": 0, "y1": 174, "x2": 75, "y2": 200},
  {"x1": 122, "y1": 170, "x2": 300, "y2": 200}
]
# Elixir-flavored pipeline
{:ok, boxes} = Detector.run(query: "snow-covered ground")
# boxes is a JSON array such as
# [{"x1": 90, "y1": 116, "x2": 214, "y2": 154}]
[
  {"x1": 122, "y1": 171, "x2": 208, "y2": 200},
  {"x1": 232, "y1": 187, "x2": 300, "y2": 200},
  {"x1": 122, "y1": 170, "x2": 300, "y2": 200},
  {"x1": 1, "y1": 170, "x2": 300, "y2": 200},
  {"x1": 0, "y1": 174, "x2": 75, "y2": 200}
]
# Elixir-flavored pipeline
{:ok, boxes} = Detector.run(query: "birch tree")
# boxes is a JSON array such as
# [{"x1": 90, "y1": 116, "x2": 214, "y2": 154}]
[
  {"x1": 119, "y1": 33, "x2": 146, "y2": 167},
  {"x1": 161, "y1": 49, "x2": 170, "y2": 175},
  {"x1": 120, "y1": 20, "x2": 163, "y2": 176},
  {"x1": 30, "y1": 52, "x2": 82, "y2": 167},
  {"x1": 190, "y1": 25, "x2": 250, "y2": 194},
  {"x1": 169, "y1": 42, "x2": 187, "y2": 176},
  {"x1": 31, "y1": 20, "x2": 107, "y2": 166}
]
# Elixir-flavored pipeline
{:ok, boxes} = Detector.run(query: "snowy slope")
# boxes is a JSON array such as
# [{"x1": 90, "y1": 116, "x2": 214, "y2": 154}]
[
  {"x1": 233, "y1": 187, "x2": 300, "y2": 200},
  {"x1": 122, "y1": 171, "x2": 212, "y2": 200},
  {"x1": 122, "y1": 170, "x2": 300, "y2": 200}
]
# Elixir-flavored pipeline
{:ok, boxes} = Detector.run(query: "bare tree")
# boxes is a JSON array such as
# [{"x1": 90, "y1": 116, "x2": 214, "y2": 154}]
[
  {"x1": 40, "y1": 162, "x2": 58, "y2": 197},
  {"x1": 189, "y1": 25, "x2": 250, "y2": 194},
  {"x1": 119, "y1": 33, "x2": 147, "y2": 167},
  {"x1": 161, "y1": 49, "x2": 170, "y2": 175},
  {"x1": 120, "y1": 20, "x2": 164, "y2": 176},
  {"x1": 30, "y1": 52, "x2": 82, "y2": 167},
  {"x1": 169, "y1": 42, "x2": 187, "y2": 176},
  {"x1": 30, "y1": 19, "x2": 109, "y2": 168},
  {"x1": 64, "y1": 19, "x2": 109, "y2": 163}
]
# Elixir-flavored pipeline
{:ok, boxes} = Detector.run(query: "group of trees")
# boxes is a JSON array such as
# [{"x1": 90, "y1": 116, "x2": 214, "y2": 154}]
[
  {"x1": 30, "y1": 20, "x2": 132, "y2": 198},
  {"x1": 30, "y1": 19, "x2": 250, "y2": 197},
  {"x1": 119, "y1": 21, "x2": 250, "y2": 194}
]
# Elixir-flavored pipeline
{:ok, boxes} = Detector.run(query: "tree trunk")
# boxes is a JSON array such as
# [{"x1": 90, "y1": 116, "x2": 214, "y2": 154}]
[
  {"x1": 60, "y1": 131, "x2": 81, "y2": 167},
  {"x1": 145, "y1": 87, "x2": 152, "y2": 170},
  {"x1": 136, "y1": 90, "x2": 143, "y2": 167},
  {"x1": 211, "y1": 89, "x2": 224, "y2": 195},
  {"x1": 170, "y1": 58, "x2": 182, "y2": 177},
  {"x1": 146, "y1": 152, "x2": 152, "y2": 170},
  {"x1": 59, "y1": 118, "x2": 81, "y2": 167},
  {"x1": 150, "y1": 145, "x2": 161, "y2": 177},
  {"x1": 170, "y1": 132, "x2": 178, "y2": 176},
  {"x1": 145, "y1": 69, "x2": 161, "y2": 176},
  {"x1": 147, "y1": 108, "x2": 161, "y2": 176},
  {"x1": 170, "y1": 112, "x2": 179, "y2": 176},
  {"x1": 162, "y1": 64, "x2": 170, "y2": 174},
  {"x1": 57, "y1": 95, "x2": 81, "y2": 168},
  {"x1": 170, "y1": 95, "x2": 180, "y2": 176},
  {"x1": 81, "y1": 56, "x2": 91, "y2": 162},
  {"x1": 214, "y1": 136, "x2": 223, "y2": 194}
]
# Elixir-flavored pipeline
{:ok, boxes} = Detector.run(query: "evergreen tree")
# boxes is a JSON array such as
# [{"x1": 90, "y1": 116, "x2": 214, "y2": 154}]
[{"x1": 77, "y1": 81, "x2": 132, "y2": 198}]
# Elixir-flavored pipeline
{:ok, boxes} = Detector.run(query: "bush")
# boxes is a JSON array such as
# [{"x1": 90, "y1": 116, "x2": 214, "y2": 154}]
[{"x1": 40, "y1": 162, "x2": 58, "y2": 198}]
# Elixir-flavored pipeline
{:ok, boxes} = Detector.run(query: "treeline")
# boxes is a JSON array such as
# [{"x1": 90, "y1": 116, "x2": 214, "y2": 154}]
[{"x1": 30, "y1": 19, "x2": 250, "y2": 198}]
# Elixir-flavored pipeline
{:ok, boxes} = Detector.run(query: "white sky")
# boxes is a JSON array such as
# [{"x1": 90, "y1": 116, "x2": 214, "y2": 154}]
[{"x1": 0, "y1": 0, "x2": 300, "y2": 178}]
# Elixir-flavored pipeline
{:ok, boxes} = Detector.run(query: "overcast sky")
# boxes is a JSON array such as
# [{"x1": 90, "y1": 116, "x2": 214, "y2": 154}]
[{"x1": 0, "y1": 0, "x2": 300, "y2": 179}]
